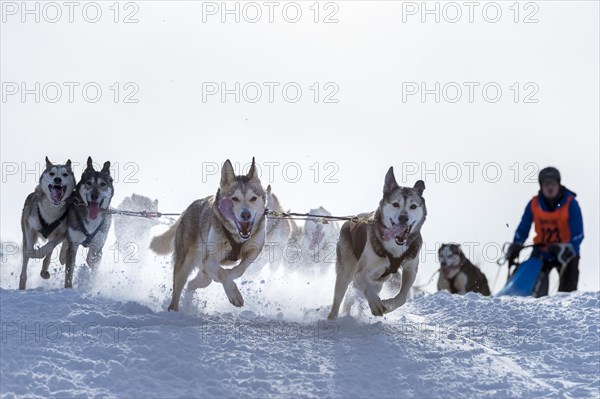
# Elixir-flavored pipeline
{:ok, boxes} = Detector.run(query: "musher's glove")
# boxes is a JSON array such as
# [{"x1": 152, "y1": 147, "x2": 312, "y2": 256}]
[{"x1": 506, "y1": 243, "x2": 523, "y2": 262}]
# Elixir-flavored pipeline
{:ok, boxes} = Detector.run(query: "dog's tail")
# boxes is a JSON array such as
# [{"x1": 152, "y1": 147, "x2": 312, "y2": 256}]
[{"x1": 149, "y1": 216, "x2": 181, "y2": 255}]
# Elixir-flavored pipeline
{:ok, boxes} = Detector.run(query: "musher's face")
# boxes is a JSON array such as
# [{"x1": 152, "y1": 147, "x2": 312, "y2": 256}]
[{"x1": 541, "y1": 180, "x2": 560, "y2": 199}]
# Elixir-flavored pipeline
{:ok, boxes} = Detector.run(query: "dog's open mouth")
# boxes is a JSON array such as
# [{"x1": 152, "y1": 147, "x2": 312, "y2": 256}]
[
  {"x1": 48, "y1": 184, "x2": 65, "y2": 205},
  {"x1": 384, "y1": 219, "x2": 414, "y2": 245},
  {"x1": 235, "y1": 220, "x2": 253, "y2": 240},
  {"x1": 88, "y1": 201, "x2": 101, "y2": 220}
]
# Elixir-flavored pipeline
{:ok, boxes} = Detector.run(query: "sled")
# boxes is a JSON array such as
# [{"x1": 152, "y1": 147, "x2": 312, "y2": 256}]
[{"x1": 496, "y1": 256, "x2": 543, "y2": 296}]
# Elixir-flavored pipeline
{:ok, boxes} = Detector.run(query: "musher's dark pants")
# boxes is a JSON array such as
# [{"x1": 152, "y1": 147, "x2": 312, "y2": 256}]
[{"x1": 533, "y1": 256, "x2": 580, "y2": 297}]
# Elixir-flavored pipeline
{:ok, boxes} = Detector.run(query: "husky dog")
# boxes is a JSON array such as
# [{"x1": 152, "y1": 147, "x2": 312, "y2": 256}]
[
  {"x1": 437, "y1": 243, "x2": 490, "y2": 296},
  {"x1": 63, "y1": 157, "x2": 114, "y2": 288},
  {"x1": 245, "y1": 185, "x2": 296, "y2": 275},
  {"x1": 300, "y1": 207, "x2": 340, "y2": 268},
  {"x1": 150, "y1": 158, "x2": 267, "y2": 311},
  {"x1": 114, "y1": 193, "x2": 160, "y2": 251},
  {"x1": 19, "y1": 157, "x2": 76, "y2": 290},
  {"x1": 328, "y1": 167, "x2": 426, "y2": 319}
]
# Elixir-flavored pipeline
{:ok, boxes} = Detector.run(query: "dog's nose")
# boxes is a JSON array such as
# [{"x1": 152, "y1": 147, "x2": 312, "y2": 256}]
[
  {"x1": 240, "y1": 210, "x2": 251, "y2": 221},
  {"x1": 91, "y1": 192, "x2": 99, "y2": 202},
  {"x1": 54, "y1": 177, "x2": 62, "y2": 184},
  {"x1": 399, "y1": 214, "x2": 409, "y2": 224}
]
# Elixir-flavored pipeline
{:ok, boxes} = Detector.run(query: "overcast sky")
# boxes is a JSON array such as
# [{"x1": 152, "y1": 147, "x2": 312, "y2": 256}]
[{"x1": 1, "y1": 1, "x2": 598, "y2": 290}]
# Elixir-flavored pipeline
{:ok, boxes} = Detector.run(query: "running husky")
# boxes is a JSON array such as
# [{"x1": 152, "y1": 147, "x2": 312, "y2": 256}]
[
  {"x1": 114, "y1": 193, "x2": 160, "y2": 250},
  {"x1": 299, "y1": 207, "x2": 340, "y2": 269},
  {"x1": 245, "y1": 184, "x2": 296, "y2": 275},
  {"x1": 19, "y1": 157, "x2": 76, "y2": 290},
  {"x1": 63, "y1": 157, "x2": 114, "y2": 288},
  {"x1": 150, "y1": 158, "x2": 267, "y2": 311},
  {"x1": 437, "y1": 243, "x2": 490, "y2": 295},
  {"x1": 328, "y1": 167, "x2": 426, "y2": 319}
]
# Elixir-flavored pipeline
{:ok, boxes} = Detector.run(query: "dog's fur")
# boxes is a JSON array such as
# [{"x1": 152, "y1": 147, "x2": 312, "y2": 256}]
[
  {"x1": 437, "y1": 244, "x2": 490, "y2": 296},
  {"x1": 19, "y1": 157, "x2": 76, "y2": 289},
  {"x1": 63, "y1": 157, "x2": 114, "y2": 288},
  {"x1": 150, "y1": 158, "x2": 267, "y2": 311},
  {"x1": 245, "y1": 185, "x2": 296, "y2": 275},
  {"x1": 287, "y1": 206, "x2": 340, "y2": 271},
  {"x1": 114, "y1": 193, "x2": 160, "y2": 250},
  {"x1": 328, "y1": 167, "x2": 426, "y2": 319}
]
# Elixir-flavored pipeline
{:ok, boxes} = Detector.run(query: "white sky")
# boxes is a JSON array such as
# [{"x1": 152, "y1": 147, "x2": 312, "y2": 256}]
[{"x1": 1, "y1": 1, "x2": 598, "y2": 290}]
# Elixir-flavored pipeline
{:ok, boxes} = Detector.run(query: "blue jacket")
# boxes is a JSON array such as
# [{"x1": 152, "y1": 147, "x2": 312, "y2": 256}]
[{"x1": 513, "y1": 188, "x2": 584, "y2": 255}]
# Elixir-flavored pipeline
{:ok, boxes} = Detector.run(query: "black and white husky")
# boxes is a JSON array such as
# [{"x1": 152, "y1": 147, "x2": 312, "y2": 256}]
[
  {"x1": 328, "y1": 167, "x2": 426, "y2": 319},
  {"x1": 63, "y1": 157, "x2": 114, "y2": 288}
]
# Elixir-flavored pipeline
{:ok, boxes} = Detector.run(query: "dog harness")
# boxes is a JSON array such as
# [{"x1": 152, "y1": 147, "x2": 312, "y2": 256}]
[
  {"x1": 348, "y1": 221, "x2": 422, "y2": 279},
  {"x1": 75, "y1": 213, "x2": 106, "y2": 247},
  {"x1": 37, "y1": 206, "x2": 68, "y2": 239},
  {"x1": 531, "y1": 195, "x2": 572, "y2": 245},
  {"x1": 221, "y1": 225, "x2": 244, "y2": 262}
]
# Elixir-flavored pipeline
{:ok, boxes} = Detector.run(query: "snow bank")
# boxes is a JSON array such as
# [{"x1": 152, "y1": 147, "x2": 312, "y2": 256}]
[{"x1": 1, "y1": 280, "x2": 598, "y2": 398}]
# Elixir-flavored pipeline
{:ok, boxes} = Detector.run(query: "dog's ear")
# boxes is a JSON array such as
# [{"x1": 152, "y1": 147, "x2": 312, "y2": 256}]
[
  {"x1": 220, "y1": 159, "x2": 236, "y2": 187},
  {"x1": 85, "y1": 156, "x2": 94, "y2": 172},
  {"x1": 383, "y1": 166, "x2": 398, "y2": 194},
  {"x1": 65, "y1": 159, "x2": 72, "y2": 169},
  {"x1": 101, "y1": 161, "x2": 111, "y2": 174},
  {"x1": 413, "y1": 180, "x2": 425, "y2": 196},
  {"x1": 266, "y1": 184, "x2": 272, "y2": 194},
  {"x1": 153, "y1": 199, "x2": 159, "y2": 207},
  {"x1": 45, "y1": 156, "x2": 53, "y2": 168},
  {"x1": 246, "y1": 157, "x2": 260, "y2": 182}
]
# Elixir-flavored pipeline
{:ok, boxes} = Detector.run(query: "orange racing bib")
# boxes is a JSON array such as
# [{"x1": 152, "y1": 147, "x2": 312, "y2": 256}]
[{"x1": 531, "y1": 196, "x2": 572, "y2": 245}]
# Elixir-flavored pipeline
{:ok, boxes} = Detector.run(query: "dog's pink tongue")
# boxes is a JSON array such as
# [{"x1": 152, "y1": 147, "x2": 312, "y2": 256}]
[
  {"x1": 383, "y1": 224, "x2": 408, "y2": 240},
  {"x1": 50, "y1": 187, "x2": 62, "y2": 203},
  {"x1": 219, "y1": 198, "x2": 235, "y2": 220},
  {"x1": 88, "y1": 202, "x2": 100, "y2": 220}
]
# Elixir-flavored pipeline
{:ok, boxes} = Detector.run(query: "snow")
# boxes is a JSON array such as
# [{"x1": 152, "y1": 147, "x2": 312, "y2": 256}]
[{"x1": 1, "y1": 253, "x2": 599, "y2": 398}]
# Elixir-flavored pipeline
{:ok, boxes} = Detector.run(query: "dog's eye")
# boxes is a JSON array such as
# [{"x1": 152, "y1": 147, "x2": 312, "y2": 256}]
[
  {"x1": 410, "y1": 204, "x2": 418, "y2": 210},
  {"x1": 86, "y1": 181, "x2": 92, "y2": 186},
  {"x1": 62, "y1": 173, "x2": 68, "y2": 177},
  {"x1": 49, "y1": 172, "x2": 55, "y2": 177},
  {"x1": 392, "y1": 203, "x2": 400, "y2": 208},
  {"x1": 100, "y1": 182, "x2": 106, "y2": 187},
  {"x1": 249, "y1": 196, "x2": 257, "y2": 202},
  {"x1": 231, "y1": 197, "x2": 239, "y2": 202}
]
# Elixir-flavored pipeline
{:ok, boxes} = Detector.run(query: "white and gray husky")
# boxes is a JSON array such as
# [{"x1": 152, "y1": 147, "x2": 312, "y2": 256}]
[
  {"x1": 150, "y1": 158, "x2": 267, "y2": 311},
  {"x1": 19, "y1": 157, "x2": 76, "y2": 290},
  {"x1": 328, "y1": 167, "x2": 426, "y2": 319}
]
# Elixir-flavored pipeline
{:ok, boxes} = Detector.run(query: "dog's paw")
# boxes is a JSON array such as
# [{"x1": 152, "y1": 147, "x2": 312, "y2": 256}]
[
  {"x1": 368, "y1": 298, "x2": 387, "y2": 317},
  {"x1": 224, "y1": 281, "x2": 244, "y2": 307},
  {"x1": 167, "y1": 303, "x2": 178, "y2": 312},
  {"x1": 381, "y1": 299, "x2": 399, "y2": 314},
  {"x1": 327, "y1": 311, "x2": 338, "y2": 321},
  {"x1": 40, "y1": 271, "x2": 51, "y2": 279}
]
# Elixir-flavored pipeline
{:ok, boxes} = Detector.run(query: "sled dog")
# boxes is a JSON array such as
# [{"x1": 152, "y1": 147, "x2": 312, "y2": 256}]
[
  {"x1": 328, "y1": 167, "x2": 426, "y2": 319},
  {"x1": 437, "y1": 243, "x2": 490, "y2": 295},
  {"x1": 63, "y1": 157, "x2": 114, "y2": 288},
  {"x1": 114, "y1": 193, "x2": 160, "y2": 251},
  {"x1": 19, "y1": 157, "x2": 76, "y2": 290},
  {"x1": 150, "y1": 158, "x2": 267, "y2": 311}
]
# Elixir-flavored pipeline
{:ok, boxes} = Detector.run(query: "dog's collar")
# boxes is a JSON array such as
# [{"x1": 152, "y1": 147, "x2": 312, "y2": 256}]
[{"x1": 37, "y1": 206, "x2": 68, "y2": 239}]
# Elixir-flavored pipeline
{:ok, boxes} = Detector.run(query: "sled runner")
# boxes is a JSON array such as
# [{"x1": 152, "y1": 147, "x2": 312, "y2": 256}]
[
  {"x1": 496, "y1": 256, "x2": 543, "y2": 296},
  {"x1": 496, "y1": 242, "x2": 576, "y2": 297}
]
